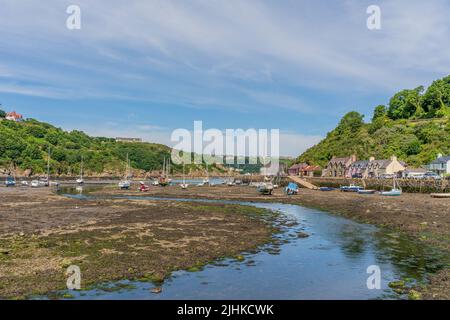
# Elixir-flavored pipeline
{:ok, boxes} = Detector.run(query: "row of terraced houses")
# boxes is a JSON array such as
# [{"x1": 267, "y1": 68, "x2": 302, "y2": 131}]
[{"x1": 289, "y1": 154, "x2": 450, "y2": 178}]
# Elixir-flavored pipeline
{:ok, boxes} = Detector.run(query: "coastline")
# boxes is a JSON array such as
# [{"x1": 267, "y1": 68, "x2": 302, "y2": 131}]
[{"x1": 0, "y1": 184, "x2": 448, "y2": 299}]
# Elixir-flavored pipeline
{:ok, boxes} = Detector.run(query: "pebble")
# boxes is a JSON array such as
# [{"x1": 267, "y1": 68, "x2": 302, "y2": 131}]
[{"x1": 150, "y1": 287, "x2": 162, "y2": 294}]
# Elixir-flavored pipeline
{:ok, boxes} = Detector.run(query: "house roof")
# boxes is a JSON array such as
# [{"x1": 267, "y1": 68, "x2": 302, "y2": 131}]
[
  {"x1": 302, "y1": 165, "x2": 321, "y2": 171},
  {"x1": 6, "y1": 111, "x2": 23, "y2": 118},
  {"x1": 289, "y1": 163, "x2": 308, "y2": 170},
  {"x1": 328, "y1": 157, "x2": 352, "y2": 165},
  {"x1": 349, "y1": 160, "x2": 369, "y2": 168},
  {"x1": 431, "y1": 155, "x2": 450, "y2": 164}
]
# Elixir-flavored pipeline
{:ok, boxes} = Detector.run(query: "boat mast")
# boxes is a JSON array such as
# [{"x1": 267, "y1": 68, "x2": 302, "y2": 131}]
[
  {"x1": 47, "y1": 147, "x2": 51, "y2": 183},
  {"x1": 80, "y1": 156, "x2": 83, "y2": 180}
]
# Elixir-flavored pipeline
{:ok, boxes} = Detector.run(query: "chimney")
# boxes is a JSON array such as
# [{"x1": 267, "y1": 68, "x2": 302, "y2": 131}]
[
  {"x1": 390, "y1": 155, "x2": 397, "y2": 162},
  {"x1": 351, "y1": 154, "x2": 357, "y2": 162},
  {"x1": 369, "y1": 156, "x2": 375, "y2": 162}
]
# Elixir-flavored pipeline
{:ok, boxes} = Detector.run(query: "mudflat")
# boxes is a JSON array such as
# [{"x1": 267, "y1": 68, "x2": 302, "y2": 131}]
[
  {"x1": 97, "y1": 184, "x2": 450, "y2": 299},
  {"x1": 0, "y1": 186, "x2": 275, "y2": 299}
]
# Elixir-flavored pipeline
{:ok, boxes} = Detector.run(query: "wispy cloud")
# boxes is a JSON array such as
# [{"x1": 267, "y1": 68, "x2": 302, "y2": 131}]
[{"x1": 1, "y1": 0, "x2": 449, "y2": 155}]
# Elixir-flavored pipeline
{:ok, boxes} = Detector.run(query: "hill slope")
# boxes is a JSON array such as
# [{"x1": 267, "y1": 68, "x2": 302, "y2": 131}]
[
  {"x1": 297, "y1": 75, "x2": 450, "y2": 167},
  {"x1": 0, "y1": 116, "x2": 172, "y2": 176}
]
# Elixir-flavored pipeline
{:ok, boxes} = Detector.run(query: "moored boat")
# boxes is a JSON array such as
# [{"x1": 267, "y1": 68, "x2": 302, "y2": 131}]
[
  {"x1": 5, "y1": 176, "x2": 16, "y2": 187},
  {"x1": 358, "y1": 189, "x2": 376, "y2": 195},
  {"x1": 430, "y1": 193, "x2": 450, "y2": 198},
  {"x1": 381, "y1": 177, "x2": 402, "y2": 196},
  {"x1": 118, "y1": 153, "x2": 131, "y2": 190},
  {"x1": 320, "y1": 187, "x2": 335, "y2": 191},
  {"x1": 340, "y1": 184, "x2": 363, "y2": 192}
]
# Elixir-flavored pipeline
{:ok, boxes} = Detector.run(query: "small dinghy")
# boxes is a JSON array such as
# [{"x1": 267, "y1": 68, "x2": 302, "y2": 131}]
[
  {"x1": 5, "y1": 176, "x2": 16, "y2": 187},
  {"x1": 340, "y1": 184, "x2": 362, "y2": 192},
  {"x1": 285, "y1": 182, "x2": 299, "y2": 195},
  {"x1": 258, "y1": 182, "x2": 274, "y2": 195},
  {"x1": 139, "y1": 182, "x2": 150, "y2": 192},
  {"x1": 358, "y1": 189, "x2": 376, "y2": 195},
  {"x1": 430, "y1": 193, "x2": 450, "y2": 198}
]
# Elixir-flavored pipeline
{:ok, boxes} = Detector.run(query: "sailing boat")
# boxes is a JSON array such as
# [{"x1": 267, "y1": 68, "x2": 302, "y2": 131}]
[
  {"x1": 118, "y1": 153, "x2": 131, "y2": 190},
  {"x1": 381, "y1": 176, "x2": 402, "y2": 196},
  {"x1": 180, "y1": 162, "x2": 188, "y2": 189},
  {"x1": 257, "y1": 143, "x2": 274, "y2": 195},
  {"x1": 158, "y1": 157, "x2": 170, "y2": 186},
  {"x1": 40, "y1": 147, "x2": 51, "y2": 187},
  {"x1": 76, "y1": 156, "x2": 84, "y2": 185},
  {"x1": 198, "y1": 163, "x2": 210, "y2": 186}
]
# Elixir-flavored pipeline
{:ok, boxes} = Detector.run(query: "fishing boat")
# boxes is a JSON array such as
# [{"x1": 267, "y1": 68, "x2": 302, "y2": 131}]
[
  {"x1": 5, "y1": 175, "x2": 16, "y2": 187},
  {"x1": 118, "y1": 154, "x2": 131, "y2": 190},
  {"x1": 358, "y1": 189, "x2": 377, "y2": 195},
  {"x1": 320, "y1": 187, "x2": 335, "y2": 191},
  {"x1": 340, "y1": 184, "x2": 363, "y2": 192},
  {"x1": 381, "y1": 177, "x2": 402, "y2": 196},
  {"x1": 76, "y1": 156, "x2": 85, "y2": 185}
]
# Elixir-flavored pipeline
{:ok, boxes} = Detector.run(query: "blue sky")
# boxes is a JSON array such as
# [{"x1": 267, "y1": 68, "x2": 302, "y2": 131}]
[{"x1": 1, "y1": 0, "x2": 450, "y2": 156}]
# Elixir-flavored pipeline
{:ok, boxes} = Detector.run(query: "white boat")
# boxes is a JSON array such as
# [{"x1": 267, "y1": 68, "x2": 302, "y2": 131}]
[
  {"x1": 180, "y1": 163, "x2": 188, "y2": 189},
  {"x1": 152, "y1": 180, "x2": 159, "y2": 186},
  {"x1": 31, "y1": 180, "x2": 40, "y2": 188},
  {"x1": 257, "y1": 182, "x2": 274, "y2": 195},
  {"x1": 21, "y1": 180, "x2": 29, "y2": 186},
  {"x1": 118, "y1": 181, "x2": 131, "y2": 189},
  {"x1": 77, "y1": 156, "x2": 85, "y2": 185},
  {"x1": 381, "y1": 189, "x2": 402, "y2": 196},
  {"x1": 118, "y1": 153, "x2": 131, "y2": 189},
  {"x1": 381, "y1": 178, "x2": 402, "y2": 196}
]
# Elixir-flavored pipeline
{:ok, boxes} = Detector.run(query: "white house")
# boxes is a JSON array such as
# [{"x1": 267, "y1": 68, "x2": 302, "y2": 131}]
[
  {"x1": 428, "y1": 154, "x2": 450, "y2": 176},
  {"x1": 5, "y1": 111, "x2": 23, "y2": 122}
]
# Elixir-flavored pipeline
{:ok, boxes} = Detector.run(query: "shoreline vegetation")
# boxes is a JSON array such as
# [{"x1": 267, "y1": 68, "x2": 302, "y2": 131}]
[{"x1": 0, "y1": 184, "x2": 448, "y2": 299}]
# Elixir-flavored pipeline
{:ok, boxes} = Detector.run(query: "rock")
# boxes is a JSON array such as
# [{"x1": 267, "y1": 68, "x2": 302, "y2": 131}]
[
  {"x1": 18, "y1": 232, "x2": 25, "y2": 237},
  {"x1": 150, "y1": 287, "x2": 162, "y2": 294},
  {"x1": 408, "y1": 290, "x2": 422, "y2": 300},
  {"x1": 388, "y1": 280, "x2": 405, "y2": 289},
  {"x1": 297, "y1": 232, "x2": 310, "y2": 238},
  {"x1": 0, "y1": 248, "x2": 10, "y2": 255},
  {"x1": 235, "y1": 255, "x2": 245, "y2": 262}
]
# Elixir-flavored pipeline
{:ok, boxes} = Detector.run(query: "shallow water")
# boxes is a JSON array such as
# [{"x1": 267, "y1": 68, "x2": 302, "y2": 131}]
[{"x1": 52, "y1": 187, "x2": 446, "y2": 300}]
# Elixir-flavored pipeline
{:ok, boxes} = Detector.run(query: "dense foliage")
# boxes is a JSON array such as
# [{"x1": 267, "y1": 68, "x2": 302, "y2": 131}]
[
  {"x1": 0, "y1": 116, "x2": 172, "y2": 175},
  {"x1": 298, "y1": 75, "x2": 450, "y2": 167}
]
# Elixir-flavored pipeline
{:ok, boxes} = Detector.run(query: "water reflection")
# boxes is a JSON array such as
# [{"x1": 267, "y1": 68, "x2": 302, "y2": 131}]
[{"x1": 51, "y1": 187, "x2": 447, "y2": 300}]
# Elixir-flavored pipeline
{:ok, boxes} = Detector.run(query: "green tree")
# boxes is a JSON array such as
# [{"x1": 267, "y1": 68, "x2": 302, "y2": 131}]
[{"x1": 387, "y1": 87, "x2": 424, "y2": 120}]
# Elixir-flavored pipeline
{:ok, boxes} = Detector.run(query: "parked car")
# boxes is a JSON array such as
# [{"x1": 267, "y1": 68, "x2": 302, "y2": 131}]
[
  {"x1": 423, "y1": 172, "x2": 441, "y2": 180},
  {"x1": 379, "y1": 173, "x2": 395, "y2": 179}
]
